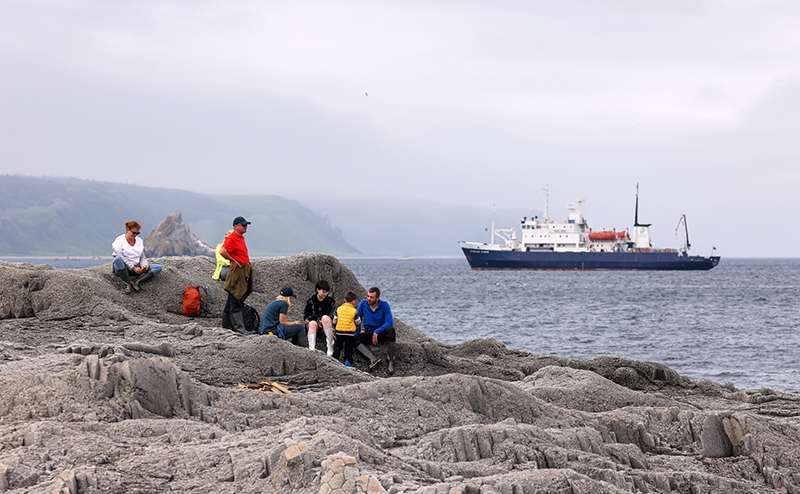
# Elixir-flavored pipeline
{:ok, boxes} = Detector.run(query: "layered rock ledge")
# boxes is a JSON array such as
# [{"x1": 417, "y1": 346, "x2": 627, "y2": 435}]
[{"x1": 1, "y1": 254, "x2": 799, "y2": 493}]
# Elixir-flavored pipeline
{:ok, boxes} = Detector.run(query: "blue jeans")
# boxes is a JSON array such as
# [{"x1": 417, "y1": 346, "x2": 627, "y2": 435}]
[{"x1": 113, "y1": 256, "x2": 162, "y2": 276}]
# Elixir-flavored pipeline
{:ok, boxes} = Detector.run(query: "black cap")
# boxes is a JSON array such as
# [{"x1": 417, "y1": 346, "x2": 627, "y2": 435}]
[
  {"x1": 280, "y1": 286, "x2": 295, "y2": 297},
  {"x1": 233, "y1": 216, "x2": 251, "y2": 226}
]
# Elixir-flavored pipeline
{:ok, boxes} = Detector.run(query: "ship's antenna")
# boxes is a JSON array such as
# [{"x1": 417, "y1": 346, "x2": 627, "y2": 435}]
[
  {"x1": 491, "y1": 204, "x2": 496, "y2": 244},
  {"x1": 542, "y1": 185, "x2": 549, "y2": 221}
]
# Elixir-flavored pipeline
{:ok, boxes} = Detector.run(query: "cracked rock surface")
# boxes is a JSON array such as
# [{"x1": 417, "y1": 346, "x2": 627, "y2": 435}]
[{"x1": 1, "y1": 253, "x2": 799, "y2": 493}]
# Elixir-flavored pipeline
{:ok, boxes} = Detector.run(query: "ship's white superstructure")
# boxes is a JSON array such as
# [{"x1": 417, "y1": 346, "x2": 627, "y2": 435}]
[{"x1": 460, "y1": 196, "x2": 675, "y2": 255}]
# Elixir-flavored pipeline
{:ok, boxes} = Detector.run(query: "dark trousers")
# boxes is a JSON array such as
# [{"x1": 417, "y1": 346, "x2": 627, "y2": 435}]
[
  {"x1": 354, "y1": 326, "x2": 396, "y2": 346},
  {"x1": 332, "y1": 333, "x2": 357, "y2": 362},
  {"x1": 223, "y1": 291, "x2": 248, "y2": 314},
  {"x1": 280, "y1": 323, "x2": 306, "y2": 344}
]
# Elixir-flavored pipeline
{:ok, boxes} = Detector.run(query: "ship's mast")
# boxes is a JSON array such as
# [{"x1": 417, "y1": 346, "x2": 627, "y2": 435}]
[{"x1": 633, "y1": 182, "x2": 651, "y2": 227}]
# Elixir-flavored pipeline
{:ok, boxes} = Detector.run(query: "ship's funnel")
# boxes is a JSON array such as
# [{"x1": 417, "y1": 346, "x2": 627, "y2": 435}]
[
  {"x1": 633, "y1": 183, "x2": 652, "y2": 248},
  {"x1": 633, "y1": 225, "x2": 652, "y2": 249}
]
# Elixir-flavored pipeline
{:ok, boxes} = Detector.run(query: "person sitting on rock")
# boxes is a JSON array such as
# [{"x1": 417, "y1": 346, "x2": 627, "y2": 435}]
[
  {"x1": 354, "y1": 286, "x2": 398, "y2": 373},
  {"x1": 212, "y1": 230, "x2": 233, "y2": 282},
  {"x1": 332, "y1": 290, "x2": 362, "y2": 366},
  {"x1": 112, "y1": 220, "x2": 162, "y2": 295},
  {"x1": 303, "y1": 279, "x2": 336, "y2": 355},
  {"x1": 259, "y1": 286, "x2": 307, "y2": 346}
]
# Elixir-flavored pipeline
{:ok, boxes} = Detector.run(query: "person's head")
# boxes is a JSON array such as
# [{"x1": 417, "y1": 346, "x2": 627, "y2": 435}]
[
  {"x1": 125, "y1": 220, "x2": 142, "y2": 232},
  {"x1": 124, "y1": 220, "x2": 142, "y2": 239},
  {"x1": 315, "y1": 280, "x2": 330, "y2": 299},
  {"x1": 223, "y1": 229, "x2": 233, "y2": 239},
  {"x1": 366, "y1": 287, "x2": 380, "y2": 306},
  {"x1": 344, "y1": 290, "x2": 358, "y2": 306},
  {"x1": 232, "y1": 216, "x2": 251, "y2": 235},
  {"x1": 277, "y1": 286, "x2": 295, "y2": 309}
]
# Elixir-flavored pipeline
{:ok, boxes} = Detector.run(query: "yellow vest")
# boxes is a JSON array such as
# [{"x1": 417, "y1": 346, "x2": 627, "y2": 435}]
[
  {"x1": 212, "y1": 243, "x2": 230, "y2": 280},
  {"x1": 335, "y1": 304, "x2": 359, "y2": 333}
]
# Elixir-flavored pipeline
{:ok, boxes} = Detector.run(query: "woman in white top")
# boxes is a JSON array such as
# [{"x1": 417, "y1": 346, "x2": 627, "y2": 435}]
[{"x1": 111, "y1": 220, "x2": 162, "y2": 294}]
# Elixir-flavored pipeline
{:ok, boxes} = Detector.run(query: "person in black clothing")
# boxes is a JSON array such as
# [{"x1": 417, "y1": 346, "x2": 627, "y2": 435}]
[{"x1": 303, "y1": 280, "x2": 336, "y2": 355}]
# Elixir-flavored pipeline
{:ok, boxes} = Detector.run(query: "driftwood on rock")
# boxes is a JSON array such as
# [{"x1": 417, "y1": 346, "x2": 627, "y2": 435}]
[{"x1": 1, "y1": 253, "x2": 799, "y2": 493}]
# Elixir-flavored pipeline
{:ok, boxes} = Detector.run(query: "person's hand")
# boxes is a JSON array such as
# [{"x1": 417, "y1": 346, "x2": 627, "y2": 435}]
[
  {"x1": 372, "y1": 332, "x2": 378, "y2": 345},
  {"x1": 229, "y1": 259, "x2": 239, "y2": 271},
  {"x1": 132, "y1": 267, "x2": 142, "y2": 275}
]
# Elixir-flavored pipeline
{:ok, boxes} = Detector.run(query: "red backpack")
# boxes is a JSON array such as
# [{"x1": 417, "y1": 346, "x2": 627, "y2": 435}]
[{"x1": 182, "y1": 285, "x2": 209, "y2": 317}]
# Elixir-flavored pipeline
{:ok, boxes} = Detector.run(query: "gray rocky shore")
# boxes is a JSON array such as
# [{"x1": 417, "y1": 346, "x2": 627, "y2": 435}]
[{"x1": 1, "y1": 253, "x2": 799, "y2": 494}]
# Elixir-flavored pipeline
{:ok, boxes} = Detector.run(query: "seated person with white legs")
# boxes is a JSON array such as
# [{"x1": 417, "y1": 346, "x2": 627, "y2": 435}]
[{"x1": 303, "y1": 280, "x2": 336, "y2": 355}]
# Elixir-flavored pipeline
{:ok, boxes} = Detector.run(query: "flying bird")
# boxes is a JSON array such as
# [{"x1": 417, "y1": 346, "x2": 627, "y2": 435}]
[{"x1": 365, "y1": 92, "x2": 369, "y2": 97}]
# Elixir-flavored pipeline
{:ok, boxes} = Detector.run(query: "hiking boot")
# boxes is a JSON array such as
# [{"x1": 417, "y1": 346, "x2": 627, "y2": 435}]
[
  {"x1": 131, "y1": 270, "x2": 154, "y2": 292},
  {"x1": 356, "y1": 344, "x2": 381, "y2": 370},
  {"x1": 115, "y1": 268, "x2": 134, "y2": 295},
  {"x1": 324, "y1": 328, "x2": 335, "y2": 356},
  {"x1": 387, "y1": 342, "x2": 398, "y2": 375},
  {"x1": 308, "y1": 333, "x2": 317, "y2": 351},
  {"x1": 230, "y1": 310, "x2": 253, "y2": 335}
]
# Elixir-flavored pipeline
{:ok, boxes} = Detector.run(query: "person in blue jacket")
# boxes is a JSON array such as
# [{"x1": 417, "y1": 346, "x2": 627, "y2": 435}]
[
  {"x1": 259, "y1": 286, "x2": 307, "y2": 346},
  {"x1": 353, "y1": 286, "x2": 398, "y2": 373}
]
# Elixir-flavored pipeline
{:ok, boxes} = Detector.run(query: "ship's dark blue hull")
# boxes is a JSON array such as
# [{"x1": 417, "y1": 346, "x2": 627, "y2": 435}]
[{"x1": 461, "y1": 248, "x2": 720, "y2": 270}]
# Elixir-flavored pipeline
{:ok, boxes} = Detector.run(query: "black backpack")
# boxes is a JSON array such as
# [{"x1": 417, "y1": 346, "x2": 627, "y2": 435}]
[{"x1": 242, "y1": 304, "x2": 260, "y2": 333}]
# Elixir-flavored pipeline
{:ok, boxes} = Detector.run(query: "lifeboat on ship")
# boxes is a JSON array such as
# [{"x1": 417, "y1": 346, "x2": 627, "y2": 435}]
[{"x1": 589, "y1": 231, "x2": 618, "y2": 242}]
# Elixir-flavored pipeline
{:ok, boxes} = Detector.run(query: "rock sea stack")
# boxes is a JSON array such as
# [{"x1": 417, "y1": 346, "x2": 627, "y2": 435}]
[
  {"x1": 0, "y1": 253, "x2": 799, "y2": 493},
  {"x1": 144, "y1": 211, "x2": 215, "y2": 258}
]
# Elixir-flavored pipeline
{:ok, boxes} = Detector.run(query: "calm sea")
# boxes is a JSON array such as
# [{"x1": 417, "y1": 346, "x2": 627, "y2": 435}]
[
  {"x1": 4, "y1": 256, "x2": 798, "y2": 393},
  {"x1": 340, "y1": 257, "x2": 800, "y2": 394}
]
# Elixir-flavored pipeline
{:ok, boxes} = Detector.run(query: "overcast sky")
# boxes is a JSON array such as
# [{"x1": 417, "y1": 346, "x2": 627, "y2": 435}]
[{"x1": 2, "y1": 1, "x2": 798, "y2": 256}]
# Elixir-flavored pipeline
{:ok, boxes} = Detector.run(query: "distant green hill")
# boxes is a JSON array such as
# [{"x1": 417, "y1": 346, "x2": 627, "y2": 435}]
[{"x1": 0, "y1": 176, "x2": 360, "y2": 256}]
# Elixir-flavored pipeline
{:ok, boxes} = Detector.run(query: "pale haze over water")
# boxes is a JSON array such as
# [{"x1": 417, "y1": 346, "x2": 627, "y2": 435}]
[{"x1": 2, "y1": 2, "x2": 800, "y2": 256}]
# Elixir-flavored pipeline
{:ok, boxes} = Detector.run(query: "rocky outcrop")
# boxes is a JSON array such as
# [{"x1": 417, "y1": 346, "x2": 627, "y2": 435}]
[
  {"x1": 144, "y1": 211, "x2": 215, "y2": 257},
  {"x1": 1, "y1": 254, "x2": 799, "y2": 493}
]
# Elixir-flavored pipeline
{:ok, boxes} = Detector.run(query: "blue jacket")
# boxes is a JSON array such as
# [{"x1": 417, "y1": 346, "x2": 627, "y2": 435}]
[{"x1": 357, "y1": 299, "x2": 393, "y2": 334}]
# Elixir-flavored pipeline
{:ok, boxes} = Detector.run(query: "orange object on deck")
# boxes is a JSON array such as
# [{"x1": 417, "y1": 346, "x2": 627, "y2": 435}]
[{"x1": 589, "y1": 231, "x2": 617, "y2": 241}]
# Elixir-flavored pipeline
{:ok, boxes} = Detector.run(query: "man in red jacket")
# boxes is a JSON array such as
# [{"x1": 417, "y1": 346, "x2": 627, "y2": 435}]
[{"x1": 218, "y1": 216, "x2": 253, "y2": 334}]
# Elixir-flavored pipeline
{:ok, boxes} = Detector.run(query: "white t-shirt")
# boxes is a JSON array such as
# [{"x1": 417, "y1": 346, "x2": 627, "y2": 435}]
[{"x1": 112, "y1": 234, "x2": 144, "y2": 267}]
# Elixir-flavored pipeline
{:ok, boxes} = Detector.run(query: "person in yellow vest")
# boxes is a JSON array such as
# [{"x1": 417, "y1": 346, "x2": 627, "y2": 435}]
[
  {"x1": 332, "y1": 290, "x2": 363, "y2": 367},
  {"x1": 212, "y1": 230, "x2": 233, "y2": 281}
]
